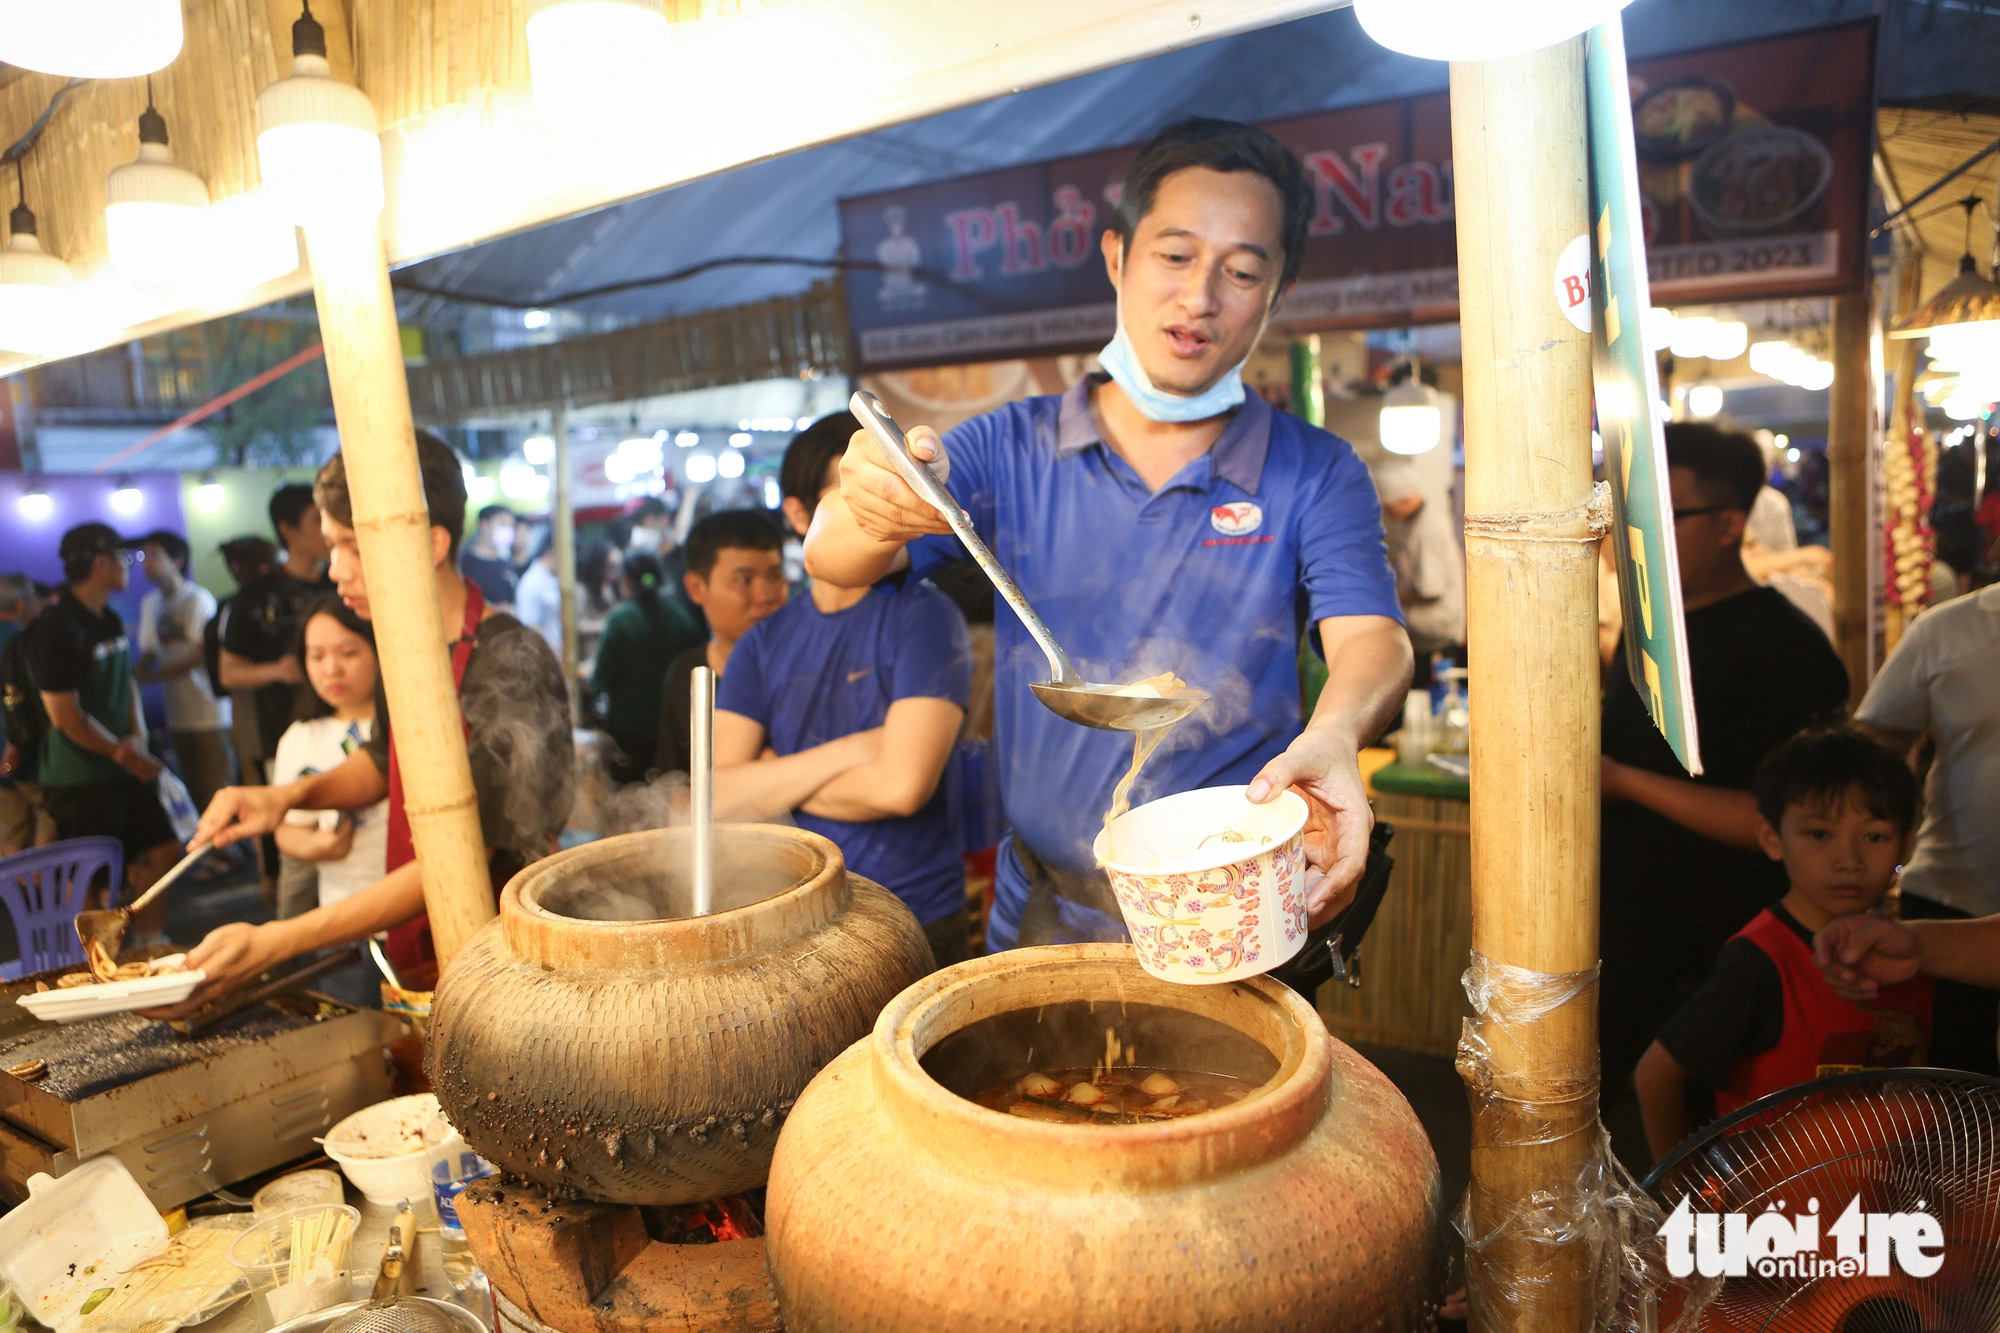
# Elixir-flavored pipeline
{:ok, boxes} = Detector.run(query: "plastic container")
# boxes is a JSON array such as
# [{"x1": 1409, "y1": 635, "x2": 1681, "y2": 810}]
[
  {"x1": 226, "y1": 1204, "x2": 359, "y2": 1326},
  {"x1": 252, "y1": 1170, "x2": 346, "y2": 1219},
  {"x1": 0, "y1": 1157, "x2": 169, "y2": 1333},
  {"x1": 1093, "y1": 785, "x2": 1310, "y2": 985},
  {"x1": 321, "y1": 1093, "x2": 436, "y2": 1206}
]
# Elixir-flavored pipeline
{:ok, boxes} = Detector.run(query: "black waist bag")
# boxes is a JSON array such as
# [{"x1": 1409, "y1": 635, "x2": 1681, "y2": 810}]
[{"x1": 1266, "y1": 820, "x2": 1396, "y2": 999}]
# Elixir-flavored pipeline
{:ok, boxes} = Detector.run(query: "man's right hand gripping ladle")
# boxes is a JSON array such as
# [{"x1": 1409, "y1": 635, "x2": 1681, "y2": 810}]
[{"x1": 850, "y1": 390, "x2": 1207, "y2": 733}]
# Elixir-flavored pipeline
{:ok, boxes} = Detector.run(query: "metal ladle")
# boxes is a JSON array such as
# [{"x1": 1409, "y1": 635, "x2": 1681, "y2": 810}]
[{"x1": 850, "y1": 391, "x2": 1207, "y2": 733}]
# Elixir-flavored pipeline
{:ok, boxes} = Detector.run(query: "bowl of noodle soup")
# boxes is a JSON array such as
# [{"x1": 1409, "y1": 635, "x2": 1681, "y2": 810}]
[
  {"x1": 1093, "y1": 785, "x2": 1308, "y2": 985},
  {"x1": 1688, "y1": 124, "x2": 1832, "y2": 239}
]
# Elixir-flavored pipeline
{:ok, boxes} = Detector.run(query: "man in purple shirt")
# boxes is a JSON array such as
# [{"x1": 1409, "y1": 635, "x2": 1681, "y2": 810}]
[{"x1": 806, "y1": 119, "x2": 1409, "y2": 950}]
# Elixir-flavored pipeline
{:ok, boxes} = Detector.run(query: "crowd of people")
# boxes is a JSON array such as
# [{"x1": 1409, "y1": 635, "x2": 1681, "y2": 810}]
[
  {"x1": 1599, "y1": 421, "x2": 2000, "y2": 1168},
  {"x1": 0, "y1": 116, "x2": 1991, "y2": 1182}
]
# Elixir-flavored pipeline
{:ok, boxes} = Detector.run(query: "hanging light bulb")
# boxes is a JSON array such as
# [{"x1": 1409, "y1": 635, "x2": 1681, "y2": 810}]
[
  {"x1": 110, "y1": 480, "x2": 146, "y2": 516},
  {"x1": 1685, "y1": 384, "x2": 1724, "y2": 419},
  {"x1": 1702, "y1": 319, "x2": 1749, "y2": 362},
  {"x1": 717, "y1": 449, "x2": 745, "y2": 479},
  {"x1": 1379, "y1": 361, "x2": 1443, "y2": 456},
  {"x1": 194, "y1": 474, "x2": 226, "y2": 512},
  {"x1": 1891, "y1": 196, "x2": 2000, "y2": 376},
  {"x1": 1643, "y1": 306, "x2": 1677, "y2": 352},
  {"x1": 685, "y1": 454, "x2": 718, "y2": 484},
  {"x1": 1353, "y1": 0, "x2": 1636, "y2": 62},
  {"x1": 257, "y1": 2, "x2": 384, "y2": 224},
  {"x1": 522, "y1": 434, "x2": 555, "y2": 465},
  {"x1": 0, "y1": 0, "x2": 183, "y2": 78},
  {"x1": 1669, "y1": 315, "x2": 1717, "y2": 361},
  {"x1": 526, "y1": 0, "x2": 671, "y2": 133},
  {"x1": 0, "y1": 162, "x2": 79, "y2": 355},
  {"x1": 16, "y1": 483, "x2": 54, "y2": 521},
  {"x1": 105, "y1": 84, "x2": 210, "y2": 286}
]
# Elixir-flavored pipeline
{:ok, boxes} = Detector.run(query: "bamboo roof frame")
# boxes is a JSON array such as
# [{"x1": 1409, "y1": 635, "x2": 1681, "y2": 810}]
[{"x1": 0, "y1": 0, "x2": 1339, "y2": 380}]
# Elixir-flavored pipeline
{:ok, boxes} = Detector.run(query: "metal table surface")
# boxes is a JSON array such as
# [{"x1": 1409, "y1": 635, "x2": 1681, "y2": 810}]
[{"x1": 192, "y1": 1193, "x2": 494, "y2": 1332}]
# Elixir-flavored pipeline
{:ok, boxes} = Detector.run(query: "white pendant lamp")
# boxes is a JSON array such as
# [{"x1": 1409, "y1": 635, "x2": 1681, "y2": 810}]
[
  {"x1": 256, "y1": 2, "x2": 383, "y2": 224},
  {"x1": 105, "y1": 88, "x2": 210, "y2": 285},
  {"x1": 0, "y1": 163, "x2": 77, "y2": 355},
  {"x1": 1354, "y1": 0, "x2": 1637, "y2": 62},
  {"x1": 526, "y1": 0, "x2": 671, "y2": 132},
  {"x1": 0, "y1": 0, "x2": 183, "y2": 78},
  {"x1": 1379, "y1": 362, "x2": 1444, "y2": 456}
]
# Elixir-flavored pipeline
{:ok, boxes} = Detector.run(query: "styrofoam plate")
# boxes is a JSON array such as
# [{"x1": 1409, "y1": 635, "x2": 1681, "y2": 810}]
[{"x1": 15, "y1": 956, "x2": 205, "y2": 1023}]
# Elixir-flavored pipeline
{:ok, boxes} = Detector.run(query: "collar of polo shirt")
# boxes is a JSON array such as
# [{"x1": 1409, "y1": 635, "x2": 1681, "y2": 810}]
[{"x1": 1055, "y1": 373, "x2": 1273, "y2": 496}]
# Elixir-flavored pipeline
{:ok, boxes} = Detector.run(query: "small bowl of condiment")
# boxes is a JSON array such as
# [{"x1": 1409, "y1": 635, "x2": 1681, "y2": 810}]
[{"x1": 1094, "y1": 784, "x2": 1310, "y2": 985}]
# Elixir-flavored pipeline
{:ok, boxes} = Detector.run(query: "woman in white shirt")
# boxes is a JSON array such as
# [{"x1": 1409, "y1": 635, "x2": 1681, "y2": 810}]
[{"x1": 270, "y1": 596, "x2": 390, "y2": 1006}]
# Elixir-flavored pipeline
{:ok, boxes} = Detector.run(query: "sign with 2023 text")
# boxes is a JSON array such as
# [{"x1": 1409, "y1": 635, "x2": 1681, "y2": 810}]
[
  {"x1": 1589, "y1": 19, "x2": 1702, "y2": 775},
  {"x1": 839, "y1": 23, "x2": 1873, "y2": 372}
]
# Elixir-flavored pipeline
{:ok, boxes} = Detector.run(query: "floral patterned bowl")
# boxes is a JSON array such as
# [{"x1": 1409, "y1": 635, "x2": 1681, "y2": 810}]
[{"x1": 1092, "y1": 785, "x2": 1310, "y2": 986}]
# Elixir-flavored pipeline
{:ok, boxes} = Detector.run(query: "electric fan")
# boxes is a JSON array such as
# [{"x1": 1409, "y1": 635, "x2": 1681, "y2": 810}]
[{"x1": 1643, "y1": 1068, "x2": 2000, "y2": 1332}]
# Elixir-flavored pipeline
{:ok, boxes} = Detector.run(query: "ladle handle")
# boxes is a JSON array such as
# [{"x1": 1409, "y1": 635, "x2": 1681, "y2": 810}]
[
  {"x1": 690, "y1": 667, "x2": 715, "y2": 917},
  {"x1": 849, "y1": 390, "x2": 1078, "y2": 684}
]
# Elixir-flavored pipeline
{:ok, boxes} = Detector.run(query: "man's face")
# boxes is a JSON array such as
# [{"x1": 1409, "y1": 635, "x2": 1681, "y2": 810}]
[
  {"x1": 1668, "y1": 465, "x2": 1747, "y2": 591},
  {"x1": 686, "y1": 546, "x2": 787, "y2": 640},
  {"x1": 140, "y1": 543, "x2": 179, "y2": 589},
  {"x1": 98, "y1": 551, "x2": 130, "y2": 592},
  {"x1": 283, "y1": 503, "x2": 331, "y2": 563},
  {"x1": 486, "y1": 514, "x2": 516, "y2": 557},
  {"x1": 323, "y1": 513, "x2": 371, "y2": 617},
  {"x1": 1757, "y1": 791, "x2": 1905, "y2": 921},
  {"x1": 325, "y1": 511, "x2": 452, "y2": 620},
  {"x1": 1101, "y1": 165, "x2": 1286, "y2": 397}
]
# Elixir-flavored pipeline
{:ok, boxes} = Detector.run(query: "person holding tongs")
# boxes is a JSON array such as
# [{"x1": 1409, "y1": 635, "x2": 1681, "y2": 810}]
[{"x1": 806, "y1": 118, "x2": 1410, "y2": 951}]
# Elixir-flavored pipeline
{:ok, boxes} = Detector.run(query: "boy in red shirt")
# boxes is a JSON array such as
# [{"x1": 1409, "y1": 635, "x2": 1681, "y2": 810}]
[{"x1": 1636, "y1": 726, "x2": 1930, "y2": 1162}]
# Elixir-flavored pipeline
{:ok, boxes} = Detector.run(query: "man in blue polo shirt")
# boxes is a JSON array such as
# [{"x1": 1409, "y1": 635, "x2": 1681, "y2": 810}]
[
  {"x1": 806, "y1": 118, "x2": 1411, "y2": 951},
  {"x1": 713, "y1": 413, "x2": 975, "y2": 962}
]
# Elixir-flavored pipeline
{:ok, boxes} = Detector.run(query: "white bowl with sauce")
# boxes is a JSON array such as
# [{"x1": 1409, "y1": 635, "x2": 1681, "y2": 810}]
[{"x1": 1093, "y1": 785, "x2": 1310, "y2": 986}]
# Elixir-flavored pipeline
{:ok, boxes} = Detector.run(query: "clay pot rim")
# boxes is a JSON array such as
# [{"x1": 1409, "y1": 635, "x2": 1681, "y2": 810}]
[
  {"x1": 504, "y1": 822, "x2": 842, "y2": 932},
  {"x1": 869, "y1": 943, "x2": 1332, "y2": 1185}
]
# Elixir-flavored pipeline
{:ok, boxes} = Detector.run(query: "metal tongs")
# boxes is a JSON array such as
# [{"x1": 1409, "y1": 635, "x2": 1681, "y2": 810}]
[{"x1": 849, "y1": 390, "x2": 1208, "y2": 732}]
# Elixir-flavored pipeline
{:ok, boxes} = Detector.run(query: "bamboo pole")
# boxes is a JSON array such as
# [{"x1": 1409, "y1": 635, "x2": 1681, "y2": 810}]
[
  {"x1": 301, "y1": 218, "x2": 496, "y2": 965},
  {"x1": 1450, "y1": 40, "x2": 1600, "y2": 1332},
  {"x1": 1827, "y1": 292, "x2": 1874, "y2": 706},
  {"x1": 552, "y1": 402, "x2": 580, "y2": 718}
]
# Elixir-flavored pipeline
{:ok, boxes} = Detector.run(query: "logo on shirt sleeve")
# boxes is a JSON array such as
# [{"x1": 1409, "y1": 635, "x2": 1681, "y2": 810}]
[{"x1": 1210, "y1": 502, "x2": 1263, "y2": 536}]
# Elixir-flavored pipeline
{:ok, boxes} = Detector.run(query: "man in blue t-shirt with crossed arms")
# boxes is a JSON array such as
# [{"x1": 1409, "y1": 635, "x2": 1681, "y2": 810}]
[
  {"x1": 712, "y1": 414, "x2": 975, "y2": 964},
  {"x1": 806, "y1": 118, "x2": 1409, "y2": 951}
]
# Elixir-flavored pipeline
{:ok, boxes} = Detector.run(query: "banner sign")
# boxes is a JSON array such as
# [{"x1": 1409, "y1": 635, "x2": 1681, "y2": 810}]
[
  {"x1": 1589, "y1": 19, "x2": 1702, "y2": 775},
  {"x1": 841, "y1": 21, "x2": 1874, "y2": 372}
]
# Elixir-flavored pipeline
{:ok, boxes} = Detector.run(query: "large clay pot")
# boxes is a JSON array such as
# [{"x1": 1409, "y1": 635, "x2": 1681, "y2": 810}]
[
  {"x1": 766, "y1": 944, "x2": 1441, "y2": 1332},
  {"x1": 428, "y1": 825, "x2": 932, "y2": 1205}
]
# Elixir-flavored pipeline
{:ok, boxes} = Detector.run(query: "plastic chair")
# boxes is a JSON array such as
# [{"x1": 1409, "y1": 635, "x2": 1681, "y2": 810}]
[{"x1": 0, "y1": 836, "x2": 124, "y2": 981}]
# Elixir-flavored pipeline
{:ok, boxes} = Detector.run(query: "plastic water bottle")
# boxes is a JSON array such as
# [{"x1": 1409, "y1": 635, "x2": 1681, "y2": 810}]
[{"x1": 423, "y1": 1109, "x2": 497, "y2": 1289}]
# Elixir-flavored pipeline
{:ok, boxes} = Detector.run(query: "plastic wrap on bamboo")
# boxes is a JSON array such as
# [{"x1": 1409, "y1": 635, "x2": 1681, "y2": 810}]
[{"x1": 1453, "y1": 952, "x2": 1720, "y2": 1331}]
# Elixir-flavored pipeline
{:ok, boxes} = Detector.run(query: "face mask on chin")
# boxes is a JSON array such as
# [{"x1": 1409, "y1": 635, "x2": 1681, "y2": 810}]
[{"x1": 1096, "y1": 305, "x2": 1252, "y2": 425}]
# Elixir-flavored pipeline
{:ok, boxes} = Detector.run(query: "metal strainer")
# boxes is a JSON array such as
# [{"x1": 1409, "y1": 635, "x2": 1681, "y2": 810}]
[{"x1": 276, "y1": 1296, "x2": 483, "y2": 1333}]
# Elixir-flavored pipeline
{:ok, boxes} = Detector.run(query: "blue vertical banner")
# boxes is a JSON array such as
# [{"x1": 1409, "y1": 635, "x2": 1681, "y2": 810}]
[{"x1": 1587, "y1": 19, "x2": 1702, "y2": 775}]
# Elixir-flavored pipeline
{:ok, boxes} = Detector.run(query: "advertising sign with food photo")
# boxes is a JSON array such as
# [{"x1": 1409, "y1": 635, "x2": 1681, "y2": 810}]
[{"x1": 841, "y1": 21, "x2": 1874, "y2": 371}]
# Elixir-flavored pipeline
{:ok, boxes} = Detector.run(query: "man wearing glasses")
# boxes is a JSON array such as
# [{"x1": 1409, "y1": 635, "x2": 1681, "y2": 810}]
[
  {"x1": 27, "y1": 523, "x2": 184, "y2": 915},
  {"x1": 1597, "y1": 424, "x2": 1851, "y2": 1107}
]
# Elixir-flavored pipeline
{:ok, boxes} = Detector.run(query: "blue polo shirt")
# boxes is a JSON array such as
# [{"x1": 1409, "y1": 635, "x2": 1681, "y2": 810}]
[
  {"x1": 908, "y1": 376, "x2": 1400, "y2": 950},
  {"x1": 717, "y1": 581, "x2": 972, "y2": 925}
]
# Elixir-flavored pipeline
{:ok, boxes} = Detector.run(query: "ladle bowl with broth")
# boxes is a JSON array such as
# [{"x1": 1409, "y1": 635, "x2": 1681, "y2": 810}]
[
  {"x1": 427, "y1": 825, "x2": 932, "y2": 1205},
  {"x1": 766, "y1": 944, "x2": 1441, "y2": 1332}
]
